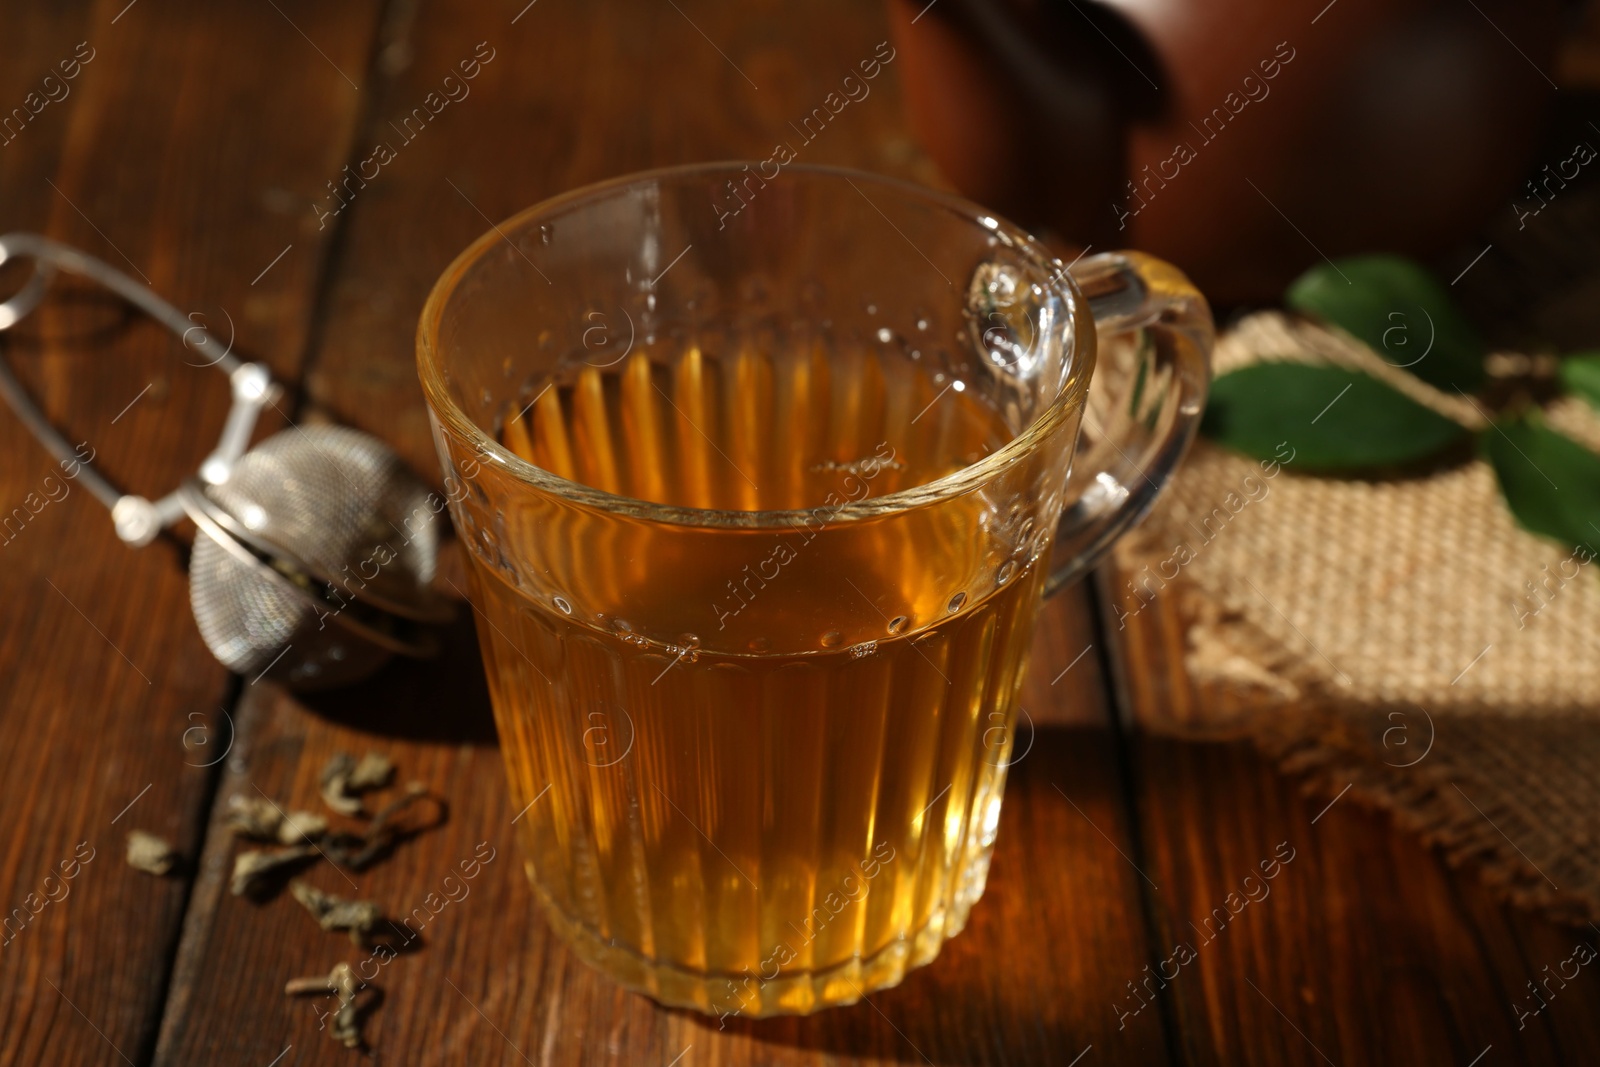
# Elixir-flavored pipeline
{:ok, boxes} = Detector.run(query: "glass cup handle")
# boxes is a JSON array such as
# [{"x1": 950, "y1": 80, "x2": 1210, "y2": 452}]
[{"x1": 1044, "y1": 250, "x2": 1214, "y2": 596}]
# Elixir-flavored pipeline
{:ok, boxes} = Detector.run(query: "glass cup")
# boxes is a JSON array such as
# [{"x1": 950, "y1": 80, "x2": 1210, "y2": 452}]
[{"x1": 418, "y1": 163, "x2": 1211, "y2": 1018}]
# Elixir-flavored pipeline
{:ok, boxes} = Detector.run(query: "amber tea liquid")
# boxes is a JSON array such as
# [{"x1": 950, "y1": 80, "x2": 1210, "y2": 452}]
[{"x1": 468, "y1": 336, "x2": 1045, "y2": 1016}]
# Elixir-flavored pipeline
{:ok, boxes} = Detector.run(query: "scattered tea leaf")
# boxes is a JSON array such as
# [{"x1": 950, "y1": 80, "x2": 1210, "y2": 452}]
[
  {"x1": 1480, "y1": 414, "x2": 1600, "y2": 551},
  {"x1": 371, "y1": 781, "x2": 432, "y2": 830},
  {"x1": 290, "y1": 880, "x2": 384, "y2": 946},
  {"x1": 1557, "y1": 353, "x2": 1600, "y2": 412},
  {"x1": 325, "y1": 782, "x2": 445, "y2": 871},
  {"x1": 227, "y1": 796, "x2": 329, "y2": 844},
  {"x1": 230, "y1": 845, "x2": 318, "y2": 899},
  {"x1": 329, "y1": 963, "x2": 365, "y2": 1050},
  {"x1": 1202, "y1": 363, "x2": 1468, "y2": 469},
  {"x1": 286, "y1": 962, "x2": 367, "y2": 1049},
  {"x1": 320, "y1": 751, "x2": 394, "y2": 816},
  {"x1": 237, "y1": 755, "x2": 439, "y2": 1052},
  {"x1": 320, "y1": 754, "x2": 364, "y2": 816},
  {"x1": 284, "y1": 973, "x2": 338, "y2": 995},
  {"x1": 349, "y1": 752, "x2": 395, "y2": 792},
  {"x1": 1286, "y1": 255, "x2": 1486, "y2": 392},
  {"x1": 277, "y1": 809, "x2": 330, "y2": 845},
  {"x1": 125, "y1": 831, "x2": 176, "y2": 876},
  {"x1": 225, "y1": 795, "x2": 283, "y2": 840}
]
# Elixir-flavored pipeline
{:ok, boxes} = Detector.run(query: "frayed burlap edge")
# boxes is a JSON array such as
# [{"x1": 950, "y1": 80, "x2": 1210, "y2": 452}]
[{"x1": 1152, "y1": 585, "x2": 1599, "y2": 925}]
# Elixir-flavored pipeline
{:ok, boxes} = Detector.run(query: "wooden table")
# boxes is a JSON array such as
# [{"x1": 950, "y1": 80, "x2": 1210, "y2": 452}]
[{"x1": 1, "y1": 2, "x2": 1595, "y2": 1063}]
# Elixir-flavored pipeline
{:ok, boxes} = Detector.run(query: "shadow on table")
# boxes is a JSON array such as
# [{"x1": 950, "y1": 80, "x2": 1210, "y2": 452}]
[{"x1": 298, "y1": 611, "x2": 498, "y2": 745}]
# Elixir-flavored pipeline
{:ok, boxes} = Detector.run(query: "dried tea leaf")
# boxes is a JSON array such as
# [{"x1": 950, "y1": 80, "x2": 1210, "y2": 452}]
[
  {"x1": 277, "y1": 810, "x2": 329, "y2": 845},
  {"x1": 371, "y1": 781, "x2": 432, "y2": 835},
  {"x1": 285, "y1": 962, "x2": 367, "y2": 1049},
  {"x1": 284, "y1": 974, "x2": 338, "y2": 995},
  {"x1": 230, "y1": 845, "x2": 318, "y2": 899},
  {"x1": 348, "y1": 752, "x2": 394, "y2": 792},
  {"x1": 290, "y1": 880, "x2": 383, "y2": 946},
  {"x1": 325, "y1": 782, "x2": 446, "y2": 871},
  {"x1": 228, "y1": 794, "x2": 329, "y2": 846},
  {"x1": 319, "y1": 753, "x2": 364, "y2": 816},
  {"x1": 125, "y1": 831, "x2": 176, "y2": 876},
  {"x1": 321, "y1": 751, "x2": 394, "y2": 816},
  {"x1": 328, "y1": 962, "x2": 363, "y2": 1049},
  {"x1": 225, "y1": 795, "x2": 285, "y2": 840}
]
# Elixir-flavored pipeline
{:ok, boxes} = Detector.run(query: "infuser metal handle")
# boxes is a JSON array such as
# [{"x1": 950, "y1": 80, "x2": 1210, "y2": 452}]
[{"x1": 0, "y1": 233, "x2": 279, "y2": 546}]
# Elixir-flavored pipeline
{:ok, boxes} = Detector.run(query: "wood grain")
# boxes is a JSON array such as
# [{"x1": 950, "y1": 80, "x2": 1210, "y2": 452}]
[{"x1": 0, "y1": 2, "x2": 381, "y2": 1064}]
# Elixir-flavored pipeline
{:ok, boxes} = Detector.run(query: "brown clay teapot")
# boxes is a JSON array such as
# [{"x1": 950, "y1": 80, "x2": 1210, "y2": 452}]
[{"x1": 888, "y1": 0, "x2": 1563, "y2": 301}]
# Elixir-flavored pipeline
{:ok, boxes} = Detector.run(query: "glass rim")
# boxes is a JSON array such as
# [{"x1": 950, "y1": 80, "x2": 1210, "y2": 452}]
[{"x1": 416, "y1": 161, "x2": 1092, "y2": 530}]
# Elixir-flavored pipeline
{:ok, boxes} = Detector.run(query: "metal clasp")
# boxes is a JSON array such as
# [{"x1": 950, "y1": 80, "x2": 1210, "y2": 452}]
[{"x1": 0, "y1": 233, "x2": 281, "y2": 546}]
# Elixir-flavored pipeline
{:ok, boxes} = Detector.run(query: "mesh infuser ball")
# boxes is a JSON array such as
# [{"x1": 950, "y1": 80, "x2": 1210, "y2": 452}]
[{"x1": 0, "y1": 233, "x2": 450, "y2": 690}]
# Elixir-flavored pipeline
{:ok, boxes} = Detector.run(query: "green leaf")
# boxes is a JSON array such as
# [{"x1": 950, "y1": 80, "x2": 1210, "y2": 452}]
[
  {"x1": 1557, "y1": 353, "x2": 1600, "y2": 413},
  {"x1": 1286, "y1": 255, "x2": 1486, "y2": 392},
  {"x1": 1480, "y1": 414, "x2": 1600, "y2": 551},
  {"x1": 1202, "y1": 363, "x2": 1468, "y2": 470}
]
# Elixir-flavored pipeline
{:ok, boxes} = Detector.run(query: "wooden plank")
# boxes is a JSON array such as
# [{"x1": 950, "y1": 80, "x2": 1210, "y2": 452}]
[
  {"x1": 0, "y1": 2, "x2": 382, "y2": 1064},
  {"x1": 1103, "y1": 578, "x2": 1600, "y2": 1065},
  {"x1": 152, "y1": 0, "x2": 1174, "y2": 1062}
]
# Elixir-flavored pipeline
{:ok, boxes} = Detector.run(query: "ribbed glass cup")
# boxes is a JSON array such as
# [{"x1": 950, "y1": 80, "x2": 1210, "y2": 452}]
[{"x1": 417, "y1": 164, "x2": 1210, "y2": 1017}]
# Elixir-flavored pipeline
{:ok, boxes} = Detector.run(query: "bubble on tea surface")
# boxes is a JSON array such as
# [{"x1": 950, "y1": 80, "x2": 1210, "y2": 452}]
[
  {"x1": 820, "y1": 630, "x2": 844, "y2": 649},
  {"x1": 947, "y1": 592, "x2": 967, "y2": 613},
  {"x1": 849, "y1": 641, "x2": 878, "y2": 659},
  {"x1": 552, "y1": 595, "x2": 573, "y2": 615},
  {"x1": 887, "y1": 615, "x2": 908, "y2": 635},
  {"x1": 996, "y1": 560, "x2": 1016, "y2": 586}
]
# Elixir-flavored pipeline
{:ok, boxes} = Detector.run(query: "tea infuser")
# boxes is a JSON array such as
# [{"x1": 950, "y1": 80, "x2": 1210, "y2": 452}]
[{"x1": 0, "y1": 233, "x2": 452, "y2": 690}]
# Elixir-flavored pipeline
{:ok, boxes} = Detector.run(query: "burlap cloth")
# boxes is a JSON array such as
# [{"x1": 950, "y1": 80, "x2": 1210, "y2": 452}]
[{"x1": 1110, "y1": 311, "x2": 1600, "y2": 923}]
